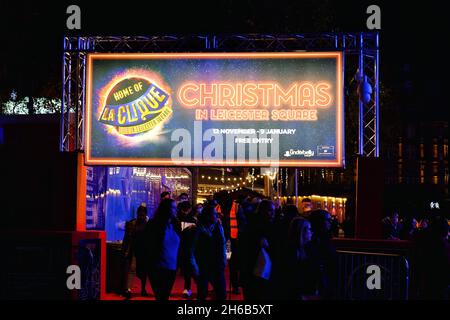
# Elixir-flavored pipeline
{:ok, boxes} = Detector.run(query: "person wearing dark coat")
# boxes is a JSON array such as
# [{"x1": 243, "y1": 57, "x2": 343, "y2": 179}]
[
  {"x1": 189, "y1": 205, "x2": 227, "y2": 300},
  {"x1": 240, "y1": 200, "x2": 276, "y2": 300},
  {"x1": 271, "y1": 204, "x2": 301, "y2": 299},
  {"x1": 145, "y1": 198, "x2": 181, "y2": 300},
  {"x1": 307, "y1": 209, "x2": 338, "y2": 299},
  {"x1": 121, "y1": 204, "x2": 149, "y2": 298},
  {"x1": 215, "y1": 191, "x2": 245, "y2": 294},
  {"x1": 400, "y1": 217, "x2": 418, "y2": 241},
  {"x1": 382, "y1": 211, "x2": 402, "y2": 240},
  {"x1": 177, "y1": 200, "x2": 197, "y2": 298},
  {"x1": 284, "y1": 217, "x2": 319, "y2": 299}
]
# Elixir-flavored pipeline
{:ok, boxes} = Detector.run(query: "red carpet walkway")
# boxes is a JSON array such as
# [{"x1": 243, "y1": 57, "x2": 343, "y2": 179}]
[{"x1": 104, "y1": 267, "x2": 244, "y2": 301}]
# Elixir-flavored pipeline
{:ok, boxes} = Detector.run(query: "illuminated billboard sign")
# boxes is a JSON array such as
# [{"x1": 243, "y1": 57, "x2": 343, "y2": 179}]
[{"x1": 85, "y1": 52, "x2": 343, "y2": 167}]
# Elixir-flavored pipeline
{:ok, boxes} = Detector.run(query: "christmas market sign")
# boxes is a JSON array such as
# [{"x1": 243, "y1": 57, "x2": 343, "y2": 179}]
[{"x1": 85, "y1": 52, "x2": 343, "y2": 167}]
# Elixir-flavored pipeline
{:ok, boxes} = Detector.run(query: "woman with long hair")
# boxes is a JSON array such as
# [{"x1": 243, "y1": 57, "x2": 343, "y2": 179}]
[
  {"x1": 288, "y1": 217, "x2": 313, "y2": 261},
  {"x1": 271, "y1": 204, "x2": 300, "y2": 299},
  {"x1": 190, "y1": 205, "x2": 227, "y2": 300},
  {"x1": 285, "y1": 217, "x2": 318, "y2": 299},
  {"x1": 240, "y1": 199, "x2": 276, "y2": 300},
  {"x1": 307, "y1": 210, "x2": 337, "y2": 299},
  {"x1": 145, "y1": 198, "x2": 181, "y2": 300}
]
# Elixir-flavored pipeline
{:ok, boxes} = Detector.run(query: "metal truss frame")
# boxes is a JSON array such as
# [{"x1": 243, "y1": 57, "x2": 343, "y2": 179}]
[{"x1": 61, "y1": 33, "x2": 379, "y2": 157}]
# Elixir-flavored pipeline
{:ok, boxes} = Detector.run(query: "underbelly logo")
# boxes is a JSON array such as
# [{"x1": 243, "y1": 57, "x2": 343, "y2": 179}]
[
  {"x1": 284, "y1": 149, "x2": 315, "y2": 158},
  {"x1": 98, "y1": 74, "x2": 172, "y2": 136}
]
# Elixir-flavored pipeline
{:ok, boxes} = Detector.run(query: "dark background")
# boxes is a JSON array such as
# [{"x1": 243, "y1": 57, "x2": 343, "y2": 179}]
[
  {"x1": 0, "y1": 2, "x2": 447, "y2": 303},
  {"x1": 0, "y1": 0, "x2": 448, "y2": 121}
]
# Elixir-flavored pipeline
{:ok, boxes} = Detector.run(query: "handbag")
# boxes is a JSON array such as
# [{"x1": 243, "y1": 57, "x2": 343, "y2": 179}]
[{"x1": 253, "y1": 247, "x2": 272, "y2": 280}]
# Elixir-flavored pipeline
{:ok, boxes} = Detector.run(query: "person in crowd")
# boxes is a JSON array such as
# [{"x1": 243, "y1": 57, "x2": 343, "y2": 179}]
[
  {"x1": 160, "y1": 191, "x2": 171, "y2": 201},
  {"x1": 300, "y1": 198, "x2": 313, "y2": 217},
  {"x1": 179, "y1": 223, "x2": 197, "y2": 299},
  {"x1": 342, "y1": 198, "x2": 356, "y2": 238},
  {"x1": 239, "y1": 195, "x2": 253, "y2": 214},
  {"x1": 205, "y1": 194, "x2": 215, "y2": 203},
  {"x1": 177, "y1": 201, "x2": 197, "y2": 298},
  {"x1": 194, "y1": 203, "x2": 203, "y2": 219},
  {"x1": 251, "y1": 196, "x2": 262, "y2": 207},
  {"x1": 272, "y1": 204, "x2": 299, "y2": 247},
  {"x1": 145, "y1": 198, "x2": 181, "y2": 300},
  {"x1": 307, "y1": 209, "x2": 337, "y2": 299},
  {"x1": 330, "y1": 214, "x2": 340, "y2": 238},
  {"x1": 214, "y1": 191, "x2": 241, "y2": 294},
  {"x1": 382, "y1": 211, "x2": 402, "y2": 240},
  {"x1": 121, "y1": 204, "x2": 149, "y2": 299},
  {"x1": 176, "y1": 194, "x2": 190, "y2": 220},
  {"x1": 418, "y1": 218, "x2": 429, "y2": 231},
  {"x1": 416, "y1": 216, "x2": 449, "y2": 299},
  {"x1": 271, "y1": 204, "x2": 301, "y2": 299},
  {"x1": 285, "y1": 217, "x2": 320, "y2": 300},
  {"x1": 240, "y1": 200, "x2": 276, "y2": 300},
  {"x1": 205, "y1": 195, "x2": 218, "y2": 212},
  {"x1": 274, "y1": 198, "x2": 283, "y2": 218},
  {"x1": 235, "y1": 194, "x2": 251, "y2": 236},
  {"x1": 282, "y1": 204, "x2": 300, "y2": 225},
  {"x1": 342, "y1": 213, "x2": 355, "y2": 238},
  {"x1": 236, "y1": 195, "x2": 252, "y2": 233},
  {"x1": 189, "y1": 205, "x2": 227, "y2": 300},
  {"x1": 400, "y1": 216, "x2": 418, "y2": 240},
  {"x1": 177, "y1": 201, "x2": 197, "y2": 230},
  {"x1": 178, "y1": 192, "x2": 189, "y2": 203}
]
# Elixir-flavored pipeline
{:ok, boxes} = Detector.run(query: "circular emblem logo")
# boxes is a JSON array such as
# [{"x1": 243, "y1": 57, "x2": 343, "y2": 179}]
[{"x1": 99, "y1": 76, "x2": 172, "y2": 136}]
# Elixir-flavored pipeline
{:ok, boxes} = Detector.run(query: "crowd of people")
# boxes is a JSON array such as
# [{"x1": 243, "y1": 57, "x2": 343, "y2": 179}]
[
  {"x1": 121, "y1": 191, "x2": 339, "y2": 300},
  {"x1": 382, "y1": 210, "x2": 450, "y2": 299},
  {"x1": 119, "y1": 190, "x2": 449, "y2": 300},
  {"x1": 382, "y1": 211, "x2": 433, "y2": 241}
]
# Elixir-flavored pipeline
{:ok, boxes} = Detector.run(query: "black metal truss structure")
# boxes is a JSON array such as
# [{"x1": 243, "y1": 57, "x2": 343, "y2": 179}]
[{"x1": 61, "y1": 33, "x2": 379, "y2": 157}]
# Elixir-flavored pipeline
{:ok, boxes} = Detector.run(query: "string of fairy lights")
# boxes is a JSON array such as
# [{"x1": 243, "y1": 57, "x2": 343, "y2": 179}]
[
  {"x1": 197, "y1": 171, "x2": 273, "y2": 194},
  {"x1": 197, "y1": 168, "x2": 285, "y2": 194},
  {"x1": 197, "y1": 168, "x2": 344, "y2": 200}
]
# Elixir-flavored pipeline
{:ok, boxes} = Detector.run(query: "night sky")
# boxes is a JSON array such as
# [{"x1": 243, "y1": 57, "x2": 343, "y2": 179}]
[{"x1": 0, "y1": 0, "x2": 448, "y2": 119}]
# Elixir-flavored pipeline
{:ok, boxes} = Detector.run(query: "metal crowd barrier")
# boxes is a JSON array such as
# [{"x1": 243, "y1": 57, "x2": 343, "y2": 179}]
[{"x1": 336, "y1": 250, "x2": 409, "y2": 300}]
